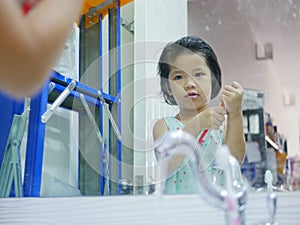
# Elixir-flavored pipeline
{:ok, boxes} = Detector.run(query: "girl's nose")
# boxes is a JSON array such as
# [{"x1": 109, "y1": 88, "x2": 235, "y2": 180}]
[{"x1": 185, "y1": 77, "x2": 196, "y2": 89}]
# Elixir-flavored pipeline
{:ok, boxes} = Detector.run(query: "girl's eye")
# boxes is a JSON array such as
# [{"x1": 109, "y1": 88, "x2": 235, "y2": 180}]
[
  {"x1": 173, "y1": 75, "x2": 183, "y2": 80},
  {"x1": 195, "y1": 72, "x2": 205, "y2": 77}
]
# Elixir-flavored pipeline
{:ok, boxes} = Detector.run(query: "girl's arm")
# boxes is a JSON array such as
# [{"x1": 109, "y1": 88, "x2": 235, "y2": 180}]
[
  {"x1": 224, "y1": 111, "x2": 246, "y2": 164},
  {"x1": 153, "y1": 118, "x2": 169, "y2": 142},
  {"x1": 222, "y1": 81, "x2": 246, "y2": 164},
  {"x1": 153, "y1": 119, "x2": 187, "y2": 174},
  {"x1": 0, "y1": 0, "x2": 84, "y2": 98}
]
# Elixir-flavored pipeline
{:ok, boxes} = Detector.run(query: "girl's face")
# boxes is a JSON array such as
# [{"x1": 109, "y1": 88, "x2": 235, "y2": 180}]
[{"x1": 168, "y1": 52, "x2": 212, "y2": 113}]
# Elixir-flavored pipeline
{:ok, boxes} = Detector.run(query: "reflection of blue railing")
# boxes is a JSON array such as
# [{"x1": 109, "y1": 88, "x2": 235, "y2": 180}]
[
  {"x1": 50, "y1": 71, "x2": 117, "y2": 106},
  {"x1": 24, "y1": 71, "x2": 119, "y2": 197},
  {"x1": 0, "y1": 69, "x2": 120, "y2": 197},
  {"x1": 23, "y1": 84, "x2": 48, "y2": 197}
]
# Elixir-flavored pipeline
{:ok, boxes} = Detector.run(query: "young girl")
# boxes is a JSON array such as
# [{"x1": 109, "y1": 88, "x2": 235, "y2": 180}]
[{"x1": 153, "y1": 36, "x2": 245, "y2": 194}]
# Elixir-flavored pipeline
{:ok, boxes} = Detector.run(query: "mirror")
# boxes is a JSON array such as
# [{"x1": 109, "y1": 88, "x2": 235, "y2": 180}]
[
  {"x1": 188, "y1": 0, "x2": 299, "y2": 192},
  {"x1": 1, "y1": 0, "x2": 299, "y2": 198}
]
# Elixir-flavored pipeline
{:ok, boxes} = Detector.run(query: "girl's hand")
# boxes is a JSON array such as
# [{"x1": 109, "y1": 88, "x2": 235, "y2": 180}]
[
  {"x1": 198, "y1": 106, "x2": 226, "y2": 130},
  {"x1": 221, "y1": 81, "x2": 244, "y2": 114}
]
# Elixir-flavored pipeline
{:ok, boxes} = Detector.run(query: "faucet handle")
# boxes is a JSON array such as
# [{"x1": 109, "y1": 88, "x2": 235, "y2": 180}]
[
  {"x1": 264, "y1": 170, "x2": 274, "y2": 192},
  {"x1": 267, "y1": 192, "x2": 277, "y2": 225},
  {"x1": 253, "y1": 193, "x2": 278, "y2": 225}
]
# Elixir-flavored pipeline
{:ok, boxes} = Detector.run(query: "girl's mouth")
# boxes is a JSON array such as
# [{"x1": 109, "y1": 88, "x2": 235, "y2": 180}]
[{"x1": 186, "y1": 92, "x2": 199, "y2": 99}]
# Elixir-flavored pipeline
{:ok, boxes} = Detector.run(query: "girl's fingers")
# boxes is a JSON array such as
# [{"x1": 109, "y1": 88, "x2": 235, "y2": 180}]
[
  {"x1": 212, "y1": 118, "x2": 223, "y2": 129},
  {"x1": 222, "y1": 87, "x2": 243, "y2": 98},
  {"x1": 231, "y1": 81, "x2": 242, "y2": 89},
  {"x1": 212, "y1": 119, "x2": 222, "y2": 129},
  {"x1": 215, "y1": 114, "x2": 225, "y2": 123},
  {"x1": 224, "y1": 85, "x2": 235, "y2": 91},
  {"x1": 211, "y1": 125, "x2": 218, "y2": 130},
  {"x1": 214, "y1": 106, "x2": 226, "y2": 115},
  {"x1": 224, "y1": 82, "x2": 243, "y2": 94},
  {"x1": 224, "y1": 85, "x2": 239, "y2": 93},
  {"x1": 212, "y1": 108, "x2": 225, "y2": 126},
  {"x1": 222, "y1": 90, "x2": 234, "y2": 97}
]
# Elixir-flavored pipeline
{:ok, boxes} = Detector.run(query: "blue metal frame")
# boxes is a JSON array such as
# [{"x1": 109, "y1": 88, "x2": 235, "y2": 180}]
[
  {"x1": 108, "y1": 7, "x2": 112, "y2": 194},
  {"x1": 51, "y1": 71, "x2": 116, "y2": 104},
  {"x1": 48, "y1": 81, "x2": 111, "y2": 112},
  {"x1": 99, "y1": 13, "x2": 105, "y2": 195},
  {"x1": 77, "y1": 16, "x2": 85, "y2": 192},
  {"x1": 116, "y1": 0, "x2": 122, "y2": 195},
  {"x1": 23, "y1": 82, "x2": 48, "y2": 197},
  {"x1": 108, "y1": 1, "x2": 122, "y2": 194}
]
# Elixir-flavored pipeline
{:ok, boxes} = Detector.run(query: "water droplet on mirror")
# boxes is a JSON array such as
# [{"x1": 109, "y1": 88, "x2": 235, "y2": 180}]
[{"x1": 293, "y1": 12, "x2": 297, "y2": 18}]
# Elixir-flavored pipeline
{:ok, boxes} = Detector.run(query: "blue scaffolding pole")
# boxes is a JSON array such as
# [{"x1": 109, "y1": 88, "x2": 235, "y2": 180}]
[
  {"x1": 116, "y1": 0, "x2": 122, "y2": 195},
  {"x1": 23, "y1": 83, "x2": 48, "y2": 197},
  {"x1": 99, "y1": 13, "x2": 105, "y2": 195},
  {"x1": 108, "y1": 1, "x2": 122, "y2": 195}
]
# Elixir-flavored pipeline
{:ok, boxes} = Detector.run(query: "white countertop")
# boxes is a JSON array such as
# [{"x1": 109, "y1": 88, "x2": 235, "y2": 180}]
[{"x1": 0, "y1": 192, "x2": 299, "y2": 225}]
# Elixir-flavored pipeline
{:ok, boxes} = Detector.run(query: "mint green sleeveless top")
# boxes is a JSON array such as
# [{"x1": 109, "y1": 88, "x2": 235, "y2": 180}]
[{"x1": 163, "y1": 117, "x2": 225, "y2": 194}]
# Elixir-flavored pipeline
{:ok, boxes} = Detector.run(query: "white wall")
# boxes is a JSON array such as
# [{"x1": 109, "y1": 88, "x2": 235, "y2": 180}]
[
  {"x1": 41, "y1": 25, "x2": 80, "y2": 196},
  {"x1": 134, "y1": 0, "x2": 188, "y2": 187},
  {"x1": 188, "y1": 0, "x2": 300, "y2": 156}
]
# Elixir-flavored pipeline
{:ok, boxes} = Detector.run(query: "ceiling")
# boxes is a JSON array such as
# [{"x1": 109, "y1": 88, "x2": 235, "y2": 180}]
[{"x1": 188, "y1": 0, "x2": 300, "y2": 113}]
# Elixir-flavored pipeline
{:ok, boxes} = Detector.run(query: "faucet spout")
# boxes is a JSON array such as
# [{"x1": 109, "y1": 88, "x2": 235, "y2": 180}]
[
  {"x1": 154, "y1": 130, "x2": 247, "y2": 225},
  {"x1": 155, "y1": 130, "x2": 226, "y2": 208}
]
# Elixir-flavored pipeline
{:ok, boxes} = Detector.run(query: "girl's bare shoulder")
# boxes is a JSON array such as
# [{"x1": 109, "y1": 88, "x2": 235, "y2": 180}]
[{"x1": 153, "y1": 118, "x2": 168, "y2": 141}]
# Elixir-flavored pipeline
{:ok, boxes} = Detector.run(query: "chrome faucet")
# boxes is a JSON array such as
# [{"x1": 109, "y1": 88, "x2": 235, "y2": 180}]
[
  {"x1": 267, "y1": 192, "x2": 277, "y2": 225},
  {"x1": 256, "y1": 170, "x2": 278, "y2": 225},
  {"x1": 154, "y1": 130, "x2": 248, "y2": 225}
]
